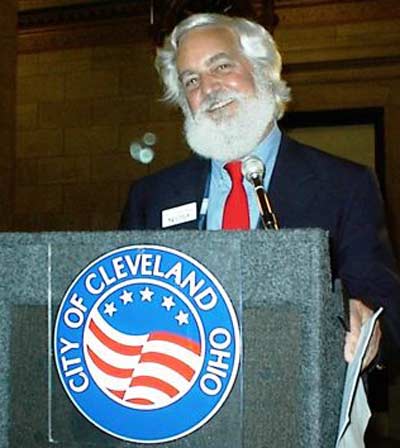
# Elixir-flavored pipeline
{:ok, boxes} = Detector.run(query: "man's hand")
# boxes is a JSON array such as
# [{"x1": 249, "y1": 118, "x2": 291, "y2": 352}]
[{"x1": 344, "y1": 299, "x2": 382, "y2": 370}]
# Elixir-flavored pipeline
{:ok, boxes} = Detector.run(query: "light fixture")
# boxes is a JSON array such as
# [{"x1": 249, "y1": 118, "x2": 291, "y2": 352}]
[{"x1": 129, "y1": 132, "x2": 157, "y2": 165}]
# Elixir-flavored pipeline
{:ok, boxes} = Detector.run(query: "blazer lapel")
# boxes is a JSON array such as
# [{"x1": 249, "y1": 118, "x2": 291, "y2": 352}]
[
  {"x1": 163, "y1": 157, "x2": 210, "y2": 230},
  {"x1": 173, "y1": 136, "x2": 319, "y2": 230},
  {"x1": 268, "y1": 134, "x2": 319, "y2": 228}
]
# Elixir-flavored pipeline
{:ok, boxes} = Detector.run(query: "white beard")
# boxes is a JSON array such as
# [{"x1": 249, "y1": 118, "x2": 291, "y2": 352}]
[{"x1": 183, "y1": 86, "x2": 275, "y2": 162}]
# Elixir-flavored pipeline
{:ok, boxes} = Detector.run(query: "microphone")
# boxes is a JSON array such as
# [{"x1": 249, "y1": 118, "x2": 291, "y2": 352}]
[{"x1": 242, "y1": 156, "x2": 279, "y2": 230}]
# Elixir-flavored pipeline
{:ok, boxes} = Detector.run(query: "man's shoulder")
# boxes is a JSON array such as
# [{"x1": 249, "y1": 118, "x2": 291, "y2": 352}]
[
  {"x1": 135, "y1": 156, "x2": 209, "y2": 187},
  {"x1": 127, "y1": 156, "x2": 210, "y2": 205},
  {"x1": 121, "y1": 156, "x2": 209, "y2": 229}
]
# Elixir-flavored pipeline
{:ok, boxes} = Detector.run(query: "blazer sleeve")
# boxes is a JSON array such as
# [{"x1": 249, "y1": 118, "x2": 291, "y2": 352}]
[
  {"x1": 119, "y1": 181, "x2": 147, "y2": 230},
  {"x1": 335, "y1": 168, "x2": 400, "y2": 357}
]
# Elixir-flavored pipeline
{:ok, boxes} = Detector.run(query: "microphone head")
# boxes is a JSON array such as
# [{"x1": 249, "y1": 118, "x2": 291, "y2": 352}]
[{"x1": 242, "y1": 156, "x2": 265, "y2": 182}]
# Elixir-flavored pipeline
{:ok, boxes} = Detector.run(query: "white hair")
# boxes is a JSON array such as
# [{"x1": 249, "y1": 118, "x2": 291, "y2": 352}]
[{"x1": 155, "y1": 13, "x2": 291, "y2": 119}]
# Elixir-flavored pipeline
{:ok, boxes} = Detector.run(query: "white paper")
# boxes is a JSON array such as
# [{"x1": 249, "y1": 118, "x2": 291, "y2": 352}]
[{"x1": 336, "y1": 307, "x2": 383, "y2": 448}]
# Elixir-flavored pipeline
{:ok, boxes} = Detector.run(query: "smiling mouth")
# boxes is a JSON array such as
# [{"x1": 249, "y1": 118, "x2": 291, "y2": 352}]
[{"x1": 207, "y1": 98, "x2": 234, "y2": 113}]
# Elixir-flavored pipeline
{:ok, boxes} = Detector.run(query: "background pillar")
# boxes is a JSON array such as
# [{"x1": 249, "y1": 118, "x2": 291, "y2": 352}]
[{"x1": 0, "y1": 0, "x2": 17, "y2": 230}]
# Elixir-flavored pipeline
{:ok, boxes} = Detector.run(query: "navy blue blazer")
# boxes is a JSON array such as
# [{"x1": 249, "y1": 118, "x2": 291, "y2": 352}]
[{"x1": 120, "y1": 134, "x2": 400, "y2": 357}]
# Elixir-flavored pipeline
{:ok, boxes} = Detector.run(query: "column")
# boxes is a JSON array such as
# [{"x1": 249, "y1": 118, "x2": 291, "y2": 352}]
[{"x1": 0, "y1": 0, "x2": 17, "y2": 230}]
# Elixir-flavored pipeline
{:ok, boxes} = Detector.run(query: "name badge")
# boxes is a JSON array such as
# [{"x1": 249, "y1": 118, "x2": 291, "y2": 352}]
[{"x1": 162, "y1": 202, "x2": 197, "y2": 228}]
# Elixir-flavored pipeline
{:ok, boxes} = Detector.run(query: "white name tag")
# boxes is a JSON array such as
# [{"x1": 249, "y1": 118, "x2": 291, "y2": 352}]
[{"x1": 161, "y1": 202, "x2": 197, "y2": 228}]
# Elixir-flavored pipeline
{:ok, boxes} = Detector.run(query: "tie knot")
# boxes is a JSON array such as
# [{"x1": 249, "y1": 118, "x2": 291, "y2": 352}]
[{"x1": 224, "y1": 161, "x2": 243, "y2": 183}]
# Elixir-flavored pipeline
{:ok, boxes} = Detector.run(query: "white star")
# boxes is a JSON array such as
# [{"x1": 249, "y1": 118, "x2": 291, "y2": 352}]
[
  {"x1": 175, "y1": 310, "x2": 189, "y2": 326},
  {"x1": 104, "y1": 302, "x2": 117, "y2": 317},
  {"x1": 162, "y1": 296, "x2": 176, "y2": 311},
  {"x1": 140, "y1": 286, "x2": 154, "y2": 302},
  {"x1": 119, "y1": 290, "x2": 133, "y2": 305}
]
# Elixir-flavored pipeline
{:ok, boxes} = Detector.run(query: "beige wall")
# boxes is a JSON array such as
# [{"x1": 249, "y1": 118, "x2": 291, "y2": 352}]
[
  {"x1": 13, "y1": 1, "x2": 400, "y2": 442},
  {"x1": 15, "y1": 2, "x2": 400, "y2": 251},
  {"x1": 16, "y1": 44, "x2": 187, "y2": 230},
  {"x1": 277, "y1": 17, "x2": 400, "y2": 439},
  {"x1": 276, "y1": 20, "x2": 400, "y2": 257},
  {"x1": 1, "y1": 0, "x2": 17, "y2": 230},
  {"x1": 287, "y1": 125, "x2": 376, "y2": 168}
]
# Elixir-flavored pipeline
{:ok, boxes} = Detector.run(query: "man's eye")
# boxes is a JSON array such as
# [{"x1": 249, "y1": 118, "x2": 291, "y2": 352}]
[
  {"x1": 183, "y1": 78, "x2": 199, "y2": 89},
  {"x1": 216, "y1": 63, "x2": 232, "y2": 71}
]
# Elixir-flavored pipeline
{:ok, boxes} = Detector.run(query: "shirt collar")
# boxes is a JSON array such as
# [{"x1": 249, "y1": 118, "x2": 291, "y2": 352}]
[{"x1": 211, "y1": 121, "x2": 281, "y2": 180}]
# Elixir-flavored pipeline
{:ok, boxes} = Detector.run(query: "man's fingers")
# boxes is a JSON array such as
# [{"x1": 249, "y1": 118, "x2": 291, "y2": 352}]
[
  {"x1": 344, "y1": 299, "x2": 382, "y2": 370},
  {"x1": 344, "y1": 329, "x2": 360, "y2": 363},
  {"x1": 349, "y1": 298, "x2": 372, "y2": 326},
  {"x1": 361, "y1": 321, "x2": 382, "y2": 370}
]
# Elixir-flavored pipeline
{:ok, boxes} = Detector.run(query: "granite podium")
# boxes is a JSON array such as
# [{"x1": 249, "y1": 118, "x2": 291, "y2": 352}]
[{"x1": 0, "y1": 229, "x2": 346, "y2": 447}]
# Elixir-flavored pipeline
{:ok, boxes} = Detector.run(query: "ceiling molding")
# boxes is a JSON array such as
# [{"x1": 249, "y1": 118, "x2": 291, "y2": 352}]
[
  {"x1": 276, "y1": 0, "x2": 352, "y2": 6},
  {"x1": 18, "y1": 0, "x2": 152, "y2": 53},
  {"x1": 284, "y1": 55, "x2": 400, "y2": 76},
  {"x1": 17, "y1": 0, "x2": 400, "y2": 54},
  {"x1": 18, "y1": 0, "x2": 104, "y2": 11},
  {"x1": 18, "y1": 17, "x2": 152, "y2": 53},
  {"x1": 17, "y1": 0, "x2": 277, "y2": 53},
  {"x1": 18, "y1": 0, "x2": 149, "y2": 29}
]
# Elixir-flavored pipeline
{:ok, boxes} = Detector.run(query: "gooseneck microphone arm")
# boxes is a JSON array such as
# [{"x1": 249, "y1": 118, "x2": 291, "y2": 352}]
[
  {"x1": 242, "y1": 156, "x2": 279, "y2": 230},
  {"x1": 250, "y1": 175, "x2": 279, "y2": 230}
]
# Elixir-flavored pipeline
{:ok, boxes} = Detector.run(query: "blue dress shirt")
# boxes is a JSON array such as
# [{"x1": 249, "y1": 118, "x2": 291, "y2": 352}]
[{"x1": 206, "y1": 123, "x2": 281, "y2": 230}]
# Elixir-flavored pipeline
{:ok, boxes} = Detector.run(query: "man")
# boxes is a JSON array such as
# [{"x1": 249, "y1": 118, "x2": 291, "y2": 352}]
[{"x1": 120, "y1": 13, "x2": 400, "y2": 367}]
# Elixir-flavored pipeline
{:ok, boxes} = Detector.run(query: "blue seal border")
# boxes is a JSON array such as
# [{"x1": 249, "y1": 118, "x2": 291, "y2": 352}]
[{"x1": 53, "y1": 244, "x2": 241, "y2": 444}]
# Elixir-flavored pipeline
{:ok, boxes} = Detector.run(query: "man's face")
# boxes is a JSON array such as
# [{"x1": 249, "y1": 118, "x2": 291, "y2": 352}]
[{"x1": 176, "y1": 26, "x2": 257, "y2": 119}]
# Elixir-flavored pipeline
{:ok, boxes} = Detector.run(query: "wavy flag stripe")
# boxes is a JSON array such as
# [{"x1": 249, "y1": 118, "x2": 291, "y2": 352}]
[
  {"x1": 149, "y1": 331, "x2": 201, "y2": 355},
  {"x1": 89, "y1": 319, "x2": 143, "y2": 356},
  {"x1": 139, "y1": 352, "x2": 195, "y2": 380},
  {"x1": 84, "y1": 308, "x2": 202, "y2": 408}
]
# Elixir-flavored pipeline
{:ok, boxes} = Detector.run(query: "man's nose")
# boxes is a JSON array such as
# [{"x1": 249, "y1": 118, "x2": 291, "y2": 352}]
[{"x1": 200, "y1": 73, "x2": 221, "y2": 96}]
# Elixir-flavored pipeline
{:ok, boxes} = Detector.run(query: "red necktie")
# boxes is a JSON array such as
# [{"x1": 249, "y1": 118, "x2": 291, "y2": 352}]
[{"x1": 222, "y1": 161, "x2": 250, "y2": 230}]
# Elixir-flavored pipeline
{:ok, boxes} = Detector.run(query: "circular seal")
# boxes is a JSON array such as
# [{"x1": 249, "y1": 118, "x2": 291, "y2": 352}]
[{"x1": 54, "y1": 245, "x2": 240, "y2": 443}]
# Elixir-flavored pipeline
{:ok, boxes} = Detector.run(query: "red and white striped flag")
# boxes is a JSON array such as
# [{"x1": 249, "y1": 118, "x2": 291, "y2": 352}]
[{"x1": 84, "y1": 309, "x2": 203, "y2": 409}]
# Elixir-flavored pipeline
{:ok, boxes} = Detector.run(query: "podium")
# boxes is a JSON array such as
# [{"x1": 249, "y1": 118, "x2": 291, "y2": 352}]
[{"x1": 0, "y1": 229, "x2": 346, "y2": 447}]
